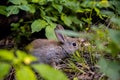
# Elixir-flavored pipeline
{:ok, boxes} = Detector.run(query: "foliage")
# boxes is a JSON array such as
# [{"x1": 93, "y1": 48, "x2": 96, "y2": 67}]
[
  {"x1": 0, "y1": 0, "x2": 113, "y2": 40},
  {"x1": 0, "y1": 0, "x2": 120, "y2": 80},
  {"x1": 0, "y1": 62, "x2": 11, "y2": 80},
  {"x1": 0, "y1": 50, "x2": 68, "y2": 80},
  {"x1": 32, "y1": 64, "x2": 68, "y2": 80}
]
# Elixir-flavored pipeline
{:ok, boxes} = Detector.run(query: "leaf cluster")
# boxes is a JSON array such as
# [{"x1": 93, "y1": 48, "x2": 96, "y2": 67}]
[
  {"x1": 0, "y1": 0, "x2": 113, "y2": 40},
  {"x1": 0, "y1": 50, "x2": 68, "y2": 80}
]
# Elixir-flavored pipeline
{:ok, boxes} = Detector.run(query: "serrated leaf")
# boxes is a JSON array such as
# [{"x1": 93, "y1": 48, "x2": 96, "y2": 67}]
[
  {"x1": 31, "y1": 19, "x2": 48, "y2": 33},
  {"x1": 52, "y1": 3, "x2": 63, "y2": 13},
  {"x1": 45, "y1": 23, "x2": 57, "y2": 40},
  {"x1": 0, "y1": 50, "x2": 14, "y2": 61},
  {"x1": 0, "y1": 62, "x2": 11, "y2": 80},
  {"x1": 9, "y1": 0, "x2": 27, "y2": 5},
  {"x1": 6, "y1": 6, "x2": 19, "y2": 16},
  {"x1": 61, "y1": 13, "x2": 72, "y2": 26},
  {"x1": 32, "y1": 64, "x2": 68, "y2": 80},
  {"x1": 16, "y1": 66, "x2": 36, "y2": 80}
]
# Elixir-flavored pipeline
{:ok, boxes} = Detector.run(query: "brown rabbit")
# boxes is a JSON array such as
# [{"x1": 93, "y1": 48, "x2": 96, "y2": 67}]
[{"x1": 28, "y1": 24, "x2": 85, "y2": 66}]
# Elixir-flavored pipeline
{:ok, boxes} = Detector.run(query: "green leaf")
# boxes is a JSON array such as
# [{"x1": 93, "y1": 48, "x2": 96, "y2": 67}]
[
  {"x1": 6, "y1": 6, "x2": 19, "y2": 16},
  {"x1": 110, "y1": 17, "x2": 120, "y2": 27},
  {"x1": 31, "y1": 19, "x2": 48, "y2": 33},
  {"x1": 19, "y1": 4, "x2": 35, "y2": 13},
  {"x1": 109, "y1": 29, "x2": 120, "y2": 48},
  {"x1": 94, "y1": 8, "x2": 103, "y2": 19},
  {"x1": 82, "y1": 17, "x2": 92, "y2": 24},
  {"x1": 19, "y1": 5, "x2": 30, "y2": 11},
  {"x1": 40, "y1": 9, "x2": 46, "y2": 19},
  {"x1": 32, "y1": 64, "x2": 68, "y2": 80},
  {"x1": 0, "y1": 6, "x2": 7, "y2": 16},
  {"x1": 15, "y1": 66, "x2": 36, "y2": 80},
  {"x1": 107, "y1": 42, "x2": 120, "y2": 56},
  {"x1": 14, "y1": 50, "x2": 36, "y2": 65},
  {"x1": 81, "y1": 1, "x2": 95, "y2": 8},
  {"x1": 100, "y1": 10, "x2": 115, "y2": 17},
  {"x1": 69, "y1": 16, "x2": 82, "y2": 24},
  {"x1": 42, "y1": 16, "x2": 57, "y2": 24},
  {"x1": 0, "y1": 50, "x2": 14, "y2": 61},
  {"x1": 0, "y1": 62, "x2": 11, "y2": 80},
  {"x1": 52, "y1": 3, "x2": 63, "y2": 13},
  {"x1": 57, "y1": 30, "x2": 80, "y2": 37},
  {"x1": 73, "y1": 77, "x2": 78, "y2": 80},
  {"x1": 63, "y1": 1, "x2": 80, "y2": 12},
  {"x1": 76, "y1": 7, "x2": 84, "y2": 13},
  {"x1": 9, "y1": 0, "x2": 27, "y2": 5},
  {"x1": 38, "y1": 0, "x2": 47, "y2": 5},
  {"x1": 47, "y1": 16, "x2": 58, "y2": 22},
  {"x1": 94, "y1": 8, "x2": 100, "y2": 15},
  {"x1": 98, "y1": 58, "x2": 120, "y2": 80},
  {"x1": 45, "y1": 23, "x2": 57, "y2": 40},
  {"x1": 61, "y1": 13, "x2": 72, "y2": 26},
  {"x1": 31, "y1": 0, "x2": 39, "y2": 3},
  {"x1": 99, "y1": 0, "x2": 110, "y2": 7},
  {"x1": 27, "y1": 4, "x2": 35, "y2": 13}
]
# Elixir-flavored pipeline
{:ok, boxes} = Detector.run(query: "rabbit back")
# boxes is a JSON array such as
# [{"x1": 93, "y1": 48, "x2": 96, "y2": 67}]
[
  {"x1": 30, "y1": 39, "x2": 59, "y2": 49},
  {"x1": 30, "y1": 42, "x2": 67, "y2": 64}
]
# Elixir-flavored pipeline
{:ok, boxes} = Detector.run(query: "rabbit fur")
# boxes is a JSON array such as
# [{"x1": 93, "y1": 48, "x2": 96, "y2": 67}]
[{"x1": 29, "y1": 24, "x2": 85, "y2": 66}]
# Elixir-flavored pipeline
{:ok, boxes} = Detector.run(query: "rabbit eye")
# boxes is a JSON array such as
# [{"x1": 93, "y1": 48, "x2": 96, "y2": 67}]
[{"x1": 72, "y1": 42, "x2": 76, "y2": 46}]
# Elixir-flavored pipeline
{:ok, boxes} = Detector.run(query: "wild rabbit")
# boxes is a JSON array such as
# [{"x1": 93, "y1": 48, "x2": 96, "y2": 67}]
[{"x1": 28, "y1": 24, "x2": 86, "y2": 66}]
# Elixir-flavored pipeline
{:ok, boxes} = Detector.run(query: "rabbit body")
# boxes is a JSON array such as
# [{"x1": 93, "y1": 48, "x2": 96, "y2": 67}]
[
  {"x1": 30, "y1": 38, "x2": 80, "y2": 65},
  {"x1": 29, "y1": 24, "x2": 83, "y2": 65}
]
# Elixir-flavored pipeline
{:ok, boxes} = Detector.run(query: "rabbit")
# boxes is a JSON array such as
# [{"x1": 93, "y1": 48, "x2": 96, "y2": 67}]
[{"x1": 28, "y1": 24, "x2": 86, "y2": 66}]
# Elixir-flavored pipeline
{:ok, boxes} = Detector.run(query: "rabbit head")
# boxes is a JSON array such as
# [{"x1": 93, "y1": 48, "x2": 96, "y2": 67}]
[{"x1": 54, "y1": 24, "x2": 84, "y2": 54}]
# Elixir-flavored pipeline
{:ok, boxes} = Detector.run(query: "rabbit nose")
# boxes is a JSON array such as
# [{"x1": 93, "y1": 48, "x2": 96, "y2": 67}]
[
  {"x1": 81, "y1": 38, "x2": 86, "y2": 42},
  {"x1": 79, "y1": 38, "x2": 90, "y2": 47},
  {"x1": 78, "y1": 38, "x2": 86, "y2": 42},
  {"x1": 82, "y1": 40, "x2": 90, "y2": 47}
]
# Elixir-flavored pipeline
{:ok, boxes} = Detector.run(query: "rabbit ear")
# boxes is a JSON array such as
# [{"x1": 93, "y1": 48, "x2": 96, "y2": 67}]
[{"x1": 54, "y1": 24, "x2": 67, "y2": 43}]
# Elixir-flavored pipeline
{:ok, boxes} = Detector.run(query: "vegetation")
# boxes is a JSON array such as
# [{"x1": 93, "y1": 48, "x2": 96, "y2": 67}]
[{"x1": 0, "y1": 0, "x2": 120, "y2": 80}]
